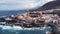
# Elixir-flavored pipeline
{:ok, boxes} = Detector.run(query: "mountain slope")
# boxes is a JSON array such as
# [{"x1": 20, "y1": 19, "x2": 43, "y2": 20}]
[{"x1": 29, "y1": 0, "x2": 60, "y2": 11}]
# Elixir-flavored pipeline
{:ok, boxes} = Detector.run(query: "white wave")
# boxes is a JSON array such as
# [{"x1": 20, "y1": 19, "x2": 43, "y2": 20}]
[
  {"x1": 2, "y1": 26, "x2": 12, "y2": 30},
  {"x1": 12, "y1": 26, "x2": 23, "y2": 30},
  {"x1": 0, "y1": 25, "x2": 3, "y2": 28}
]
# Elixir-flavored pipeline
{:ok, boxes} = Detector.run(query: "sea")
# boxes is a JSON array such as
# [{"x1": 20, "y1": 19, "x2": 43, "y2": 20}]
[
  {"x1": 0, "y1": 25, "x2": 52, "y2": 34},
  {"x1": 0, "y1": 10, "x2": 27, "y2": 16}
]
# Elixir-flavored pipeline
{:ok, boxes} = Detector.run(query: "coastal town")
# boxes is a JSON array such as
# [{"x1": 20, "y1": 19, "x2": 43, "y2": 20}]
[
  {"x1": 0, "y1": 9, "x2": 60, "y2": 34},
  {"x1": 0, "y1": 0, "x2": 60, "y2": 34}
]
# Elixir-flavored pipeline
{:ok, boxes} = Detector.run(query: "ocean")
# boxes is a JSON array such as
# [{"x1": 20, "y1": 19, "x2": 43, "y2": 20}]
[
  {"x1": 0, "y1": 10, "x2": 27, "y2": 16},
  {"x1": 0, "y1": 25, "x2": 52, "y2": 34}
]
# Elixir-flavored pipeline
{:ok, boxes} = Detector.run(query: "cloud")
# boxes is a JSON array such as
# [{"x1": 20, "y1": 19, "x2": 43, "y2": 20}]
[{"x1": 0, "y1": 0, "x2": 54, "y2": 10}]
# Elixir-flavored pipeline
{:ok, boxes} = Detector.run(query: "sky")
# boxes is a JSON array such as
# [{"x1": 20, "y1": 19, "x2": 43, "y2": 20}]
[{"x1": 0, "y1": 0, "x2": 54, "y2": 10}]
